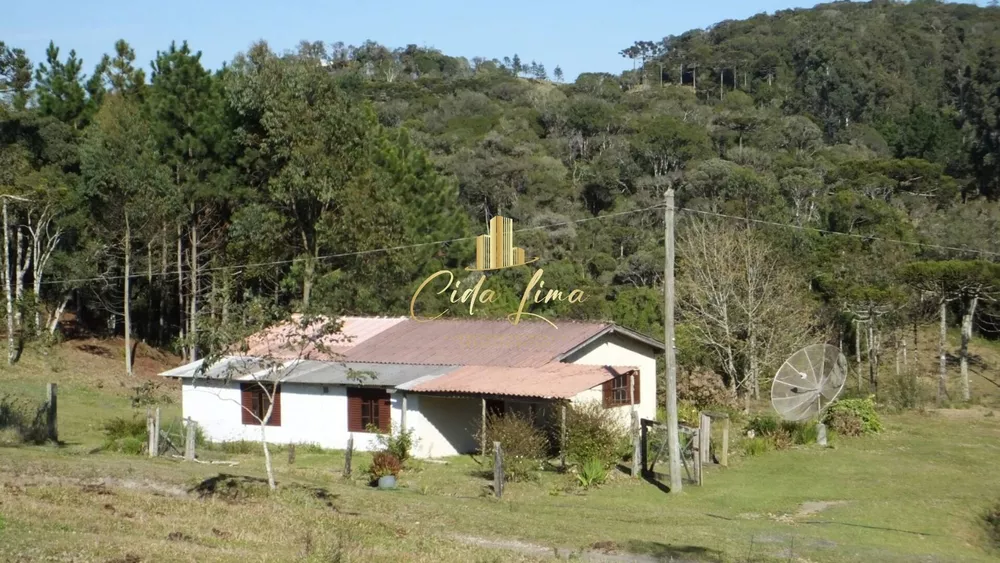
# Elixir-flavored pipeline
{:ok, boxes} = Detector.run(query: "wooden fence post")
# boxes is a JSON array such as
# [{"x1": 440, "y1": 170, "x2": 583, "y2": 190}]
[
  {"x1": 344, "y1": 435, "x2": 353, "y2": 477},
  {"x1": 153, "y1": 407, "x2": 160, "y2": 457},
  {"x1": 699, "y1": 412, "x2": 711, "y2": 464},
  {"x1": 631, "y1": 410, "x2": 641, "y2": 478},
  {"x1": 45, "y1": 383, "x2": 57, "y2": 443},
  {"x1": 721, "y1": 417, "x2": 730, "y2": 467},
  {"x1": 692, "y1": 429, "x2": 703, "y2": 485},
  {"x1": 493, "y1": 441, "x2": 503, "y2": 498},
  {"x1": 560, "y1": 403, "x2": 567, "y2": 470},
  {"x1": 639, "y1": 419, "x2": 648, "y2": 475},
  {"x1": 288, "y1": 443, "x2": 296, "y2": 465},
  {"x1": 184, "y1": 418, "x2": 196, "y2": 461},
  {"x1": 146, "y1": 407, "x2": 154, "y2": 457}
]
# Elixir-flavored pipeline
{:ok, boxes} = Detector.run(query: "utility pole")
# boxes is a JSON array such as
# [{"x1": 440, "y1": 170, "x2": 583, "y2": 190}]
[{"x1": 664, "y1": 188, "x2": 682, "y2": 493}]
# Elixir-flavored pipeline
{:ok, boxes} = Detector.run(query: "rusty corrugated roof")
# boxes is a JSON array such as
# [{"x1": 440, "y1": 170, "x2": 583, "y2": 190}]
[
  {"x1": 342, "y1": 319, "x2": 612, "y2": 367},
  {"x1": 409, "y1": 363, "x2": 637, "y2": 399},
  {"x1": 243, "y1": 315, "x2": 407, "y2": 360}
]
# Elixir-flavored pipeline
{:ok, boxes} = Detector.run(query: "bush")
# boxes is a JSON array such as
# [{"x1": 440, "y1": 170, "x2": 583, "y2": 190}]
[
  {"x1": 483, "y1": 411, "x2": 547, "y2": 482},
  {"x1": 742, "y1": 437, "x2": 772, "y2": 457},
  {"x1": 0, "y1": 395, "x2": 48, "y2": 445},
  {"x1": 564, "y1": 402, "x2": 627, "y2": 468},
  {"x1": 984, "y1": 501, "x2": 1000, "y2": 551},
  {"x1": 367, "y1": 451, "x2": 402, "y2": 483},
  {"x1": 215, "y1": 440, "x2": 258, "y2": 455},
  {"x1": 823, "y1": 396, "x2": 882, "y2": 436},
  {"x1": 101, "y1": 415, "x2": 148, "y2": 454},
  {"x1": 575, "y1": 458, "x2": 608, "y2": 489},
  {"x1": 369, "y1": 424, "x2": 415, "y2": 463},
  {"x1": 745, "y1": 414, "x2": 780, "y2": 437},
  {"x1": 789, "y1": 420, "x2": 820, "y2": 445},
  {"x1": 677, "y1": 368, "x2": 738, "y2": 409},
  {"x1": 882, "y1": 370, "x2": 928, "y2": 410}
]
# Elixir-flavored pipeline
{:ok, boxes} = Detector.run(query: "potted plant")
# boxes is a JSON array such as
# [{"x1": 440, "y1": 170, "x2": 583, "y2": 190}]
[{"x1": 368, "y1": 451, "x2": 401, "y2": 489}]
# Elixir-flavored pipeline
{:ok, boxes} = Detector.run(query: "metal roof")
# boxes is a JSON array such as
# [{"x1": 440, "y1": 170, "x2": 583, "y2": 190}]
[
  {"x1": 408, "y1": 363, "x2": 638, "y2": 399},
  {"x1": 242, "y1": 315, "x2": 408, "y2": 360},
  {"x1": 342, "y1": 319, "x2": 617, "y2": 367},
  {"x1": 283, "y1": 361, "x2": 457, "y2": 386}
]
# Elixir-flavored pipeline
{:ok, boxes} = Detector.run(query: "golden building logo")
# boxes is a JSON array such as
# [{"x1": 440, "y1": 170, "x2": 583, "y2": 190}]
[
  {"x1": 470, "y1": 215, "x2": 537, "y2": 271},
  {"x1": 410, "y1": 214, "x2": 586, "y2": 327}
]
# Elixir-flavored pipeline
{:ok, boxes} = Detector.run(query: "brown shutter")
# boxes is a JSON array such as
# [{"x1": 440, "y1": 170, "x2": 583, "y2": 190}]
[
  {"x1": 378, "y1": 392, "x2": 391, "y2": 433},
  {"x1": 240, "y1": 384, "x2": 255, "y2": 425},
  {"x1": 347, "y1": 388, "x2": 362, "y2": 432},
  {"x1": 602, "y1": 379, "x2": 612, "y2": 409},
  {"x1": 269, "y1": 384, "x2": 281, "y2": 427}
]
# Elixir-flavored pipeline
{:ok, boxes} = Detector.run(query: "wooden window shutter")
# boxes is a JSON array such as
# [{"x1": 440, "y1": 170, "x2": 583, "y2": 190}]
[
  {"x1": 347, "y1": 388, "x2": 362, "y2": 432},
  {"x1": 378, "y1": 394, "x2": 391, "y2": 433},
  {"x1": 240, "y1": 384, "x2": 255, "y2": 425},
  {"x1": 269, "y1": 384, "x2": 282, "y2": 427},
  {"x1": 602, "y1": 379, "x2": 612, "y2": 409}
]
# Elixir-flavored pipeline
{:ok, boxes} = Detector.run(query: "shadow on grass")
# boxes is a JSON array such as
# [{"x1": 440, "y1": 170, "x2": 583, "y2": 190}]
[
  {"x1": 617, "y1": 540, "x2": 723, "y2": 562},
  {"x1": 190, "y1": 473, "x2": 271, "y2": 502}
]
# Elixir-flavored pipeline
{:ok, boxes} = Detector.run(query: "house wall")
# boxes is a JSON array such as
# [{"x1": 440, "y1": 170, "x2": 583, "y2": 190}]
[
  {"x1": 399, "y1": 394, "x2": 481, "y2": 458},
  {"x1": 564, "y1": 332, "x2": 658, "y2": 426},
  {"x1": 181, "y1": 380, "x2": 400, "y2": 452}
]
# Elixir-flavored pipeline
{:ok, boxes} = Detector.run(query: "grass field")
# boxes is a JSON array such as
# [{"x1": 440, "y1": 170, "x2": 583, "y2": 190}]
[{"x1": 1, "y1": 332, "x2": 1000, "y2": 562}]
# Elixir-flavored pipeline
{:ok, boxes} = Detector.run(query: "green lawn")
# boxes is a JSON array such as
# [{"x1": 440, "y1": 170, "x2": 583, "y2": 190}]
[{"x1": 1, "y1": 340, "x2": 999, "y2": 562}]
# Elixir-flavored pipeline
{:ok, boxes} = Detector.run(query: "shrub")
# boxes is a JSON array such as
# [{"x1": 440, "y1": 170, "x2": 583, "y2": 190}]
[
  {"x1": 745, "y1": 414, "x2": 780, "y2": 437},
  {"x1": 0, "y1": 395, "x2": 47, "y2": 445},
  {"x1": 369, "y1": 424, "x2": 415, "y2": 463},
  {"x1": 882, "y1": 370, "x2": 928, "y2": 410},
  {"x1": 984, "y1": 501, "x2": 1000, "y2": 551},
  {"x1": 564, "y1": 402, "x2": 627, "y2": 468},
  {"x1": 483, "y1": 411, "x2": 547, "y2": 482},
  {"x1": 101, "y1": 415, "x2": 147, "y2": 454},
  {"x1": 790, "y1": 420, "x2": 820, "y2": 445},
  {"x1": 575, "y1": 458, "x2": 608, "y2": 489},
  {"x1": 367, "y1": 451, "x2": 402, "y2": 483},
  {"x1": 216, "y1": 440, "x2": 258, "y2": 455},
  {"x1": 677, "y1": 368, "x2": 738, "y2": 409},
  {"x1": 742, "y1": 437, "x2": 771, "y2": 457},
  {"x1": 823, "y1": 396, "x2": 882, "y2": 436}
]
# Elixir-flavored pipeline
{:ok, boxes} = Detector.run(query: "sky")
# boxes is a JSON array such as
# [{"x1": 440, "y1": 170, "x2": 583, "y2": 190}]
[{"x1": 1, "y1": 0, "x2": 988, "y2": 82}]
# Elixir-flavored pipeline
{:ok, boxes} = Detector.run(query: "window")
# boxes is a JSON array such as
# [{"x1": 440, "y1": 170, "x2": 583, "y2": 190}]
[
  {"x1": 347, "y1": 387, "x2": 390, "y2": 433},
  {"x1": 240, "y1": 382, "x2": 281, "y2": 426},
  {"x1": 602, "y1": 371, "x2": 640, "y2": 408}
]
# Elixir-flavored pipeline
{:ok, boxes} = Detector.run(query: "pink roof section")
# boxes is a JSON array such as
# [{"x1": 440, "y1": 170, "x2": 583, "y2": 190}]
[
  {"x1": 243, "y1": 315, "x2": 407, "y2": 360},
  {"x1": 409, "y1": 364, "x2": 638, "y2": 399},
  {"x1": 342, "y1": 319, "x2": 611, "y2": 367}
]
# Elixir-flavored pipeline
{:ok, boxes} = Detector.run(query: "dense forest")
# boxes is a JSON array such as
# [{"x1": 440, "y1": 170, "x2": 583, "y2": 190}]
[{"x1": 2, "y1": 0, "x2": 1000, "y2": 405}]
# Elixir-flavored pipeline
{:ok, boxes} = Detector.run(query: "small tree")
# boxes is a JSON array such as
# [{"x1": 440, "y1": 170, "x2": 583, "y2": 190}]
[{"x1": 197, "y1": 304, "x2": 343, "y2": 490}]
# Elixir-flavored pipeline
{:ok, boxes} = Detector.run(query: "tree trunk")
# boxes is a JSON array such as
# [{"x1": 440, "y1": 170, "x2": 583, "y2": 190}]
[
  {"x1": 146, "y1": 245, "x2": 153, "y2": 342},
  {"x1": 177, "y1": 223, "x2": 185, "y2": 362},
  {"x1": 3, "y1": 201, "x2": 13, "y2": 365},
  {"x1": 302, "y1": 257, "x2": 314, "y2": 310},
  {"x1": 867, "y1": 321, "x2": 876, "y2": 396},
  {"x1": 221, "y1": 268, "x2": 230, "y2": 328},
  {"x1": 189, "y1": 210, "x2": 198, "y2": 362},
  {"x1": 960, "y1": 295, "x2": 978, "y2": 402},
  {"x1": 14, "y1": 226, "x2": 26, "y2": 327},
  {"x1": 124, "y1": 214, "x2": 133, "y2": 377},
  {"x1": 159, "y1": 227, "x2": 166, "y2": 344},
  {"x1": 262, "y1": 423, "x2": 275, "y2": 490},
  {"x1": 48, "y1": 294, "x2": 69, "y2": 335},
  {"x1": 748, "y1": 323, "x2": 759, "y2": 399},
  {"x1": 938, "y1": 298, "x2": 947, "y2": 406}
]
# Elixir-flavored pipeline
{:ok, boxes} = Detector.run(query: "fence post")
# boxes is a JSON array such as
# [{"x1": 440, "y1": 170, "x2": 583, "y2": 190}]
[
  {"x1": 45, "y1": 383, "x2": 57, "y2": 443},
  {"x1": 721, "y1": 417, "x2": 729, "y2": 467},
  {"x1": 344, "y1": 435, "x2": 353, "y2": 477},
  {"x1": 150, "y1": 408, "x2": 160, "y2": 457},
  {"x1": 639, "y1": 419, "x2": 648, "y2": 475},
  {"x1": 631, "y1": 410, "x2": 641, "y2": 478},
  {"x1": 184, "y1": 418, "x2": 196, "y2": 461},
  {"x1": 693, "y1": 429, "x2": 703, "y2": 486},
  {"x1": 699, "y1": 412, "x2": 711, "y2": 464},
  {"x1": 288, "y1": 443, "x2": 296, "y2": 465},
  {"x1": 146, "y1": 407, "x2": 154, "y2": 457},
  {"x1": 493, "y1": 441, "x2": 503, "y2": 498},
  {"x1": 560, "y1": 403, "x2": 567, "y2": 470}
]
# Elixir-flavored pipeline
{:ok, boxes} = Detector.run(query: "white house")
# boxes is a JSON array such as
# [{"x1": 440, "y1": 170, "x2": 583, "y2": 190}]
[{"x1": 159, "y1": 316, "x2": 663, "y2": 459}]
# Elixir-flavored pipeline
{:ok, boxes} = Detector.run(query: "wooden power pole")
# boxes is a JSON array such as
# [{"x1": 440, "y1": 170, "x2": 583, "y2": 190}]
[{"x1": 664, "y1": 188, "x2": 682, "y2": 493}]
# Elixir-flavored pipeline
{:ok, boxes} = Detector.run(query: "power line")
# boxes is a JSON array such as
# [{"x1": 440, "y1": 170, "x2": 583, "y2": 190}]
[
  {"x1": 42, "y1": 204, "x2": 665, "y2": 285},
  {"x1": 678, "y1": 207, "x2": 1000, "y2": 259}
]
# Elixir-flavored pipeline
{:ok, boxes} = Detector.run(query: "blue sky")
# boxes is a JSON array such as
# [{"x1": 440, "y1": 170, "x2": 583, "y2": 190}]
[{"x1": 1, "y1": 1, "x2": 987, "y2": 82}]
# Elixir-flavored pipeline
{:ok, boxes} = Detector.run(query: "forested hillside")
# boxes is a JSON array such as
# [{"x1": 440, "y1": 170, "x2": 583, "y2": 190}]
[{"x1": 2, "y1": 0, "x2": 1000, "y2": 403}]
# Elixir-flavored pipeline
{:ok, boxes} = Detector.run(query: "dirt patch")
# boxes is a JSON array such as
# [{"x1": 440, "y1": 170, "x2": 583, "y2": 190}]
[
  {"x1": 105, "y1": 555, "x2": 142, "y2": 563},
  {"x1": 190, "y1": 473, "x2": 270, "y2": 503},
  {"x1": 7, "y1": 474, "x2": 189, "y2": 498},
  {"x1": 795, "y1": 501, "x2": 847, "y2": 517},
  {"x1": 452, "y1": 534, "x2": 700, "y2": 562}
]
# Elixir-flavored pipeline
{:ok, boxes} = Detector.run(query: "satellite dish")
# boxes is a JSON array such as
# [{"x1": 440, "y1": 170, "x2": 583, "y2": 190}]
[{"x1": 770, "y1": 344, "x2": 847, "y2": 423}]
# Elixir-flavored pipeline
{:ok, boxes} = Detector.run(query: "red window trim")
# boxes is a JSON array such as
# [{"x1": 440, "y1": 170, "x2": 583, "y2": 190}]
[
  {"x1": 602, "y1": 371, "x2": 640, "y2": 408},
  {"x1": 347, "y1": 387, "x2": 391, "y2": 433},
  {"x1": 240, "y1": 382, "x2": 281, "y2": 426}
]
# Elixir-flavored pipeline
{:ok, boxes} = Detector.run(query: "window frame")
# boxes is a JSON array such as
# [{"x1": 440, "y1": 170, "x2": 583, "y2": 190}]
[{"x1": 602, "y1": 371, "x2": 639, "y2": 408}]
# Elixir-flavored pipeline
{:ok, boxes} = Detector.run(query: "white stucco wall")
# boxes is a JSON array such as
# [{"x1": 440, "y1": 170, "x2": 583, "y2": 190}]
[
  {"x1": 399, "y1": 394, "x2": 481, "y2": 458},
  {"x1": 181, "y1": 380, "x2": 402, "y2": 452},
  {"x1": 564, "y1": 332, "x2": 658, "y2": 425}
]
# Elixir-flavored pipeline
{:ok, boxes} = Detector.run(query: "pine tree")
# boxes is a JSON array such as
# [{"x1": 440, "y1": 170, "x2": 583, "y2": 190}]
[
  {"x1": 0, "y1": 43, "x2": 32, "y2": 110},
  {"x1": 554, "y1": 65, "x2": 564, "y2": 82},
  {"x1": 34, "y1": 42, "x2": 88, "y2": 128}
]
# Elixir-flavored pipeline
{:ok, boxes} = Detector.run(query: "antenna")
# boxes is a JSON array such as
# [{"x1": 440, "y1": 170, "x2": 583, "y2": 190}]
[{"x1": 770, "y1": 344, "x2": 847, "y2": 445}]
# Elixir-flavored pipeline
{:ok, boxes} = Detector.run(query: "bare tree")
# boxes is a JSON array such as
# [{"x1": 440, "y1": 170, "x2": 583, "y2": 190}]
[
  {"x1": 677, "y1": 218, "x2": 816, "y2": 407},
  {"x1": 196, "y1": 310, "x2": 343, "y2": 490}
]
